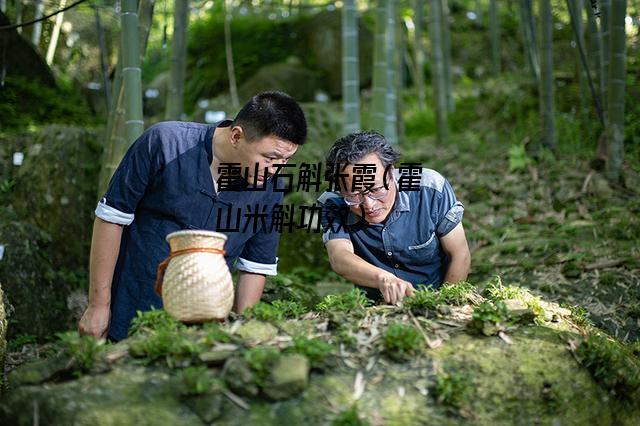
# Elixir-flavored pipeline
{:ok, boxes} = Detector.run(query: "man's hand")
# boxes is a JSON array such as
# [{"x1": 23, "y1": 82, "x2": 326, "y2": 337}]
[
  {"x1": 78, "y1": 304, "x2": 110, "y2": 339},
  {"x1": 377, "y1": 272, "x2": 415, "y2": 305}
]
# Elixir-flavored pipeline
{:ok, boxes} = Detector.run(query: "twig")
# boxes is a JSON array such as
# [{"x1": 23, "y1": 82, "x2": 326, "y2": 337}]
[
  {"x1": 585, "y1": 259, "x2": 626, "y2": 270},
  {"x1": 223, "y1": 390, "x2": 249, "y2": 410},
  {"x1": 581, "y1": 170, "x2": 594, "y2": 194}
]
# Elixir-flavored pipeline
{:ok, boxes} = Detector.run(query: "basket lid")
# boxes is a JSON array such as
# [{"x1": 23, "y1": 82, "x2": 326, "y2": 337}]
[{"x1": 165, "y1": 229, "x2": 228, "y2": 243}]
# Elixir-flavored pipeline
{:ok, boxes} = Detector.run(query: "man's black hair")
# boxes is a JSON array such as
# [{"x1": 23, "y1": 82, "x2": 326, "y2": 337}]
[{"x1": 233, "y1": 91, "x2": 308, "y2": 145}]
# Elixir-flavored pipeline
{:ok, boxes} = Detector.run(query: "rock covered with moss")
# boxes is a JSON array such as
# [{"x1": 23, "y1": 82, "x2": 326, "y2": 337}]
[{"x1": 1, "y1": 281, "x2": 639, "y2": 425}]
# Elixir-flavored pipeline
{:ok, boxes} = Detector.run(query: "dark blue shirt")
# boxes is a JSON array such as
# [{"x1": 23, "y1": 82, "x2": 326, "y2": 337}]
[
  {"x1": 96, "y1": 121, "x2": 283, "y2": 340},
  {"x1": 318, "y1": 168, "x2": 464, "y2": 300}
]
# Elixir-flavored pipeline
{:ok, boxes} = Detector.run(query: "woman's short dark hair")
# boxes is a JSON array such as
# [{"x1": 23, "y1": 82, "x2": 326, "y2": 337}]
[
  {"x1": 325, "y1": 131, "x2": 401, "y2": 181},
  {"x1": 233, "y1": 91, "x2": 308, "y2": 145}
]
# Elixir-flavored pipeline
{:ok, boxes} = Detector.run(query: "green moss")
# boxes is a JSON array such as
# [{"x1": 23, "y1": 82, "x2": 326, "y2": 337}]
[
  {"x1": 128, "y1": 330, "x2": 204, "y2": 367},
  {"x1": 383, "y1": 323, "x2": 424, "y2": 360},
  {"x1": 202, "y1": 322, "x2": 234, "y2": 344},
  {"x1": 575, "y1": 334, "x2": 640, "y2": 404},
  {"x1": 244, "y1": 346, "x2": 281, "y2": 386},
  {"x1": 433, "y1": 371, "x2": 470, "y2": 411},
  {"x1": 483, "y1": 278, "x2": 545, "y2": 323},
  {"x1": 244, "y1": 299, "x2": 307, "y2": 323},
  {"x1": 178, "y1": 365, "x2": 224, "y2": 395},
  {"x1": 286, "y1": 337, "x2": 334, "y2": 368},
  {"x1": 331, "y1": 405, "x2": 369, "y2": 426}
]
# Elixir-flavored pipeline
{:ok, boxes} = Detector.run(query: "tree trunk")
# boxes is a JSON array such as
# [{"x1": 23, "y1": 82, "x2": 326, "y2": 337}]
[
  {"x1": 342, "y1": 0, "x2": 360, "y2": 134},
  {"x1": 413, "y1": 0, "x2": 426, "y2": 109},
  {"x1": 585, "y1": 0, "x2": 601, "y2": 100},
  {"x1": 441, "y1": 0, "x2": 454, "y2": 112},
  {"x1": 98, "y1": 0, "x2": 156, "y2": 196},
  {"x1": 15, "y1": 0, "x2": 21, "y2": 34},
  {"x1": 539, "y1": 0, "x2": 556, "y2": 151},
  {"x1": 0, "y1": 1, "x2": 6, "y2": 14},
  {"x1": 31, "y1": 0, "x2": 44, "y2": 46},
  {"x1": 429, "y1": 0, "x2": 448, "y2": 143},
  {"x1": 371, "y1": 0, "x2": 388, "y2": 134},
  {"x1": 519, "y1": 0, "x2": 540, "y2": 82},
  {"x1": 94, "y1": 4, "x2": 111, "y2": 112},
  {"x1": 605, "y1": 0, "x2": 626, "y2": 182},
  {"x1": 600, "y1": 0, "x2": 611, "y2": 124},
  {"x1": 384, "y1": 0, "x2": 398, "y2": 144},
  {"x1": 46, "y1": 0, "x2": 67, "y2": 65},
  {"x1": 166, "y1": 0, "x2": 190, "y2": 120},
  {"x1": 489, "y1": 0, "x2": 500, "y2": 74},
  {"x1": 224, "y1": 0, "x2": 239, "y2": 109}
]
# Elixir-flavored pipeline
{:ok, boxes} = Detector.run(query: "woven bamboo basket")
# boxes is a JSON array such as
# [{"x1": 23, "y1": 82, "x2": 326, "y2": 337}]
[{"x1": 159, "y1": 230, "x2": 233, "y2": 322}]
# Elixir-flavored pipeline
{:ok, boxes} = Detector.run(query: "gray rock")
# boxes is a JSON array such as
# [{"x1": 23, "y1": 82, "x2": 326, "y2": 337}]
[{"x1": 263, "y1": 354, "x2": 310, "y2": 400}]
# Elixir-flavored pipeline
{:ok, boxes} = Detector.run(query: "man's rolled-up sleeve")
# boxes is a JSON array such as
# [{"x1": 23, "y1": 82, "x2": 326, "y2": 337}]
[
  {"x1": 95, "y1": 130, "x2": 159, "y2": 225},
  {"x1": 435, "y1": 179, "x2": 464, "y2": 237}
]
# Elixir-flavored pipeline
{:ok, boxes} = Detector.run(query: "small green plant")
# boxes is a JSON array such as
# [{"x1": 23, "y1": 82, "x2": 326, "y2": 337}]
[
  {"x1": 287, "y1": 336, "x2": 334, "y2": 368},
  {"x1": 433, "y1": 371, "x2": 470, "y2": 410},
  {"x1": 404, "y1": 286, "x2": 441, "y2": 313},
  {"x1": 575, "y1": 334, "x2": 640, "y2": 404},
  {"x1": 508, "y1": 143, "x2": 532, "y2": 172},
  {"x1": 562, "y1": 304, "x2": 593, "y2": 327},
  {"x1": 467, "y1": 301, "x2": 511, "y2": 336},
  {"x1": 438, "y1": 281, "x2": 478, "y2": 306},
  {"x1": 202, "y1": 322, "x2": 233, "y2": 344},
  {"x1": 178, "y1": 366, "x2": 224, "y2": 395},
  {"x1": 128, "y1": 330, "x2": 204, "y2": 366},
  {"x1": 244, "y1": 346, "x2": 281, "y2": 385},
  {"x1": 243, "y1": 299, "x2": 308, "y2": 322},
  {"x1": 7, "y1": 333, "x2": 38, "y2": 352},
  {"x1": 332, "y1": 404, "x2": 369, "y2": 426},
  {"x1": 128, "y1": 308, "x2": 184, "y2": 336},
  {"x1": 56, "y1": 331, "x2": 105, "y2": 376},
  {"x1": 316, "y1": 289, "x2": 372, "y2": 313},
  {"x1": 484, "y1": 278, "x2": 545, "y2": 323},
  {"x1": 383, "y1": 323, "x2": 424, "y2": 360}
]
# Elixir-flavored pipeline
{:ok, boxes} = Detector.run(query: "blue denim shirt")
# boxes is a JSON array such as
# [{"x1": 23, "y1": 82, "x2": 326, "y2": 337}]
[
  {"x1": 318, "y1": 168, "x2": 464, "y2": 300},
  {"x1": 95, "y1": 121, "x2": 283, "y2": 340}
]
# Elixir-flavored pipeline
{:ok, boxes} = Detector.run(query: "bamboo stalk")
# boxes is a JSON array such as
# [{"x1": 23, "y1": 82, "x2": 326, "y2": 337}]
[
  {"x1": 45, "y1": 0, "x2": 67, "y2": 65},
  {"x1": 413, "y1": 0, "x2": 426, "y2": 109},
  {"x1": 441, "y1": 0, "x2": 454, "y2": 112},
  {"x1": 342, "y1": 0, "x2": 360, "y2": 133},
  {"x1": 166, "y1": 0, "x2": 190, "y2": 120},
  {"x1": 605, "y1": 0, "x2": 626, "y2": 182},
  {"x1": 539, "y1": 0, "x2": 556, "y2": 151},
  {"x1": 489, "y1": 0, "x2": 500, "y2": 74},
  {"x1": 429, "y1": 0, "x2": 448, "y2": 143},
  {"x1": 385, "y1": 0, "x2": 398, "y2": 144},
  {"x1": 31, "y1": 0, "x2": 44, "y2": 46},
  {"x1": 371, "y1": 0, "x2": 388, "y2": 133},
  {"x1": 224, "y1": 0, "x2": 239, "y2": 109}
]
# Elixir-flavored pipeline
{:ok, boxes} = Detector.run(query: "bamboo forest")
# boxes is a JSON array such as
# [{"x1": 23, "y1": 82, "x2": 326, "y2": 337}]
[{"x1": 1, "y1": 0, "x2": 639, "y2": 424}]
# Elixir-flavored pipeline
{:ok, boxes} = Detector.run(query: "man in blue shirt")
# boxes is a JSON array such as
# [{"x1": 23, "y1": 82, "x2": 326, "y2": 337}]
[
  {"x1": 318, "y1": 131, "x2": 470, "y2": 305},
  {"x1": 79, "y1": 92, "x2": 307, "y2": 341}
]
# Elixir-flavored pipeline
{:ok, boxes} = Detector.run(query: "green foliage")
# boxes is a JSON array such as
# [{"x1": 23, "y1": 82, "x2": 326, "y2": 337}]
[
  {"x1": 244, "y1": 299, "x2": 307, "y2": 322},
  {"x1": 316, "y1": 289, "x2": 372, "y2": 314},
  {"x1": 332, "y1": 405, "x2": 369, "y2": 426},
  {"x1": 178, "y1": 366, "x2": 224, "y2": 395},
  {"x1": 261, "y1": 271, "x2": 321, "y2": 309},
  {"x1": 575, "y1": 334, "x2": 640, "y2": 404},
  {"x1": 7, "y1": 333, "x2": 38, "y2": 353},
  {"x1": 128, "y1": 329, "x2": 204, "y2": 367},
  {"x1": 128, "y1": 309, "x2": 185, "y2": 336},
  {"x1": 433, "y1": 371, "x2": 470, "y2": 410},
  {"x1": 562, "y1": 304, "x2": 593, "y2": 328},
  {"x1": 508, "y1": 144, "x2": 532, "y2": 172},
  {"x1": 467, "y1": 301, "x2": 510, "y2": 336},
  {"x1": 244, "y1": 346, "x2": 281, "y2": 385},
  {"x1": 286, "y1": 337, "x2": 334, "y2": 368},
  {"x1": 438, "y1": 282, "x2": 478, "y2": 306},
  {"x1": 382, "y1": 323, "x2": 424, "y2": 360},
  {"x1": 0, "y1": 76, "x2": 96, "y2": 131},
  {"x1": 202, "y1": 322, "x2": 234, "y2": 344},
  {"x1": 56, "y1": 331, "x2": 105, "y2": 376},
  {"x1": 403, "y1": 286, "x2": 441, "y2": 313},
  {"x1": 484, "y1": 278, "x2": 545, "y2": 323}
]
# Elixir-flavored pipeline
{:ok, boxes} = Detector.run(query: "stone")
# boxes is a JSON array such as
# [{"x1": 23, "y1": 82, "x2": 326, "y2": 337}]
[
  {"x1": 184, "y1": 393, "x2": 224, "y2": 423},
  {"x1": 235, "y1": 320, "x2": 278, "y2": 345},
  {"x1": 263, "y1": 354, "x2": 310, "y2": 400}
]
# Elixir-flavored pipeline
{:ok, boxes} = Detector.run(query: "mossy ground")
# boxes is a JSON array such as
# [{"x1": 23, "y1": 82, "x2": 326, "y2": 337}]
[{"x1": 2, "y1": 284, "x2": 639, "y2": 425}]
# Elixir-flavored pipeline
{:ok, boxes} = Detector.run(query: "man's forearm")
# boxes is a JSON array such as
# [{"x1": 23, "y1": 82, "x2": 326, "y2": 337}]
[
  {"x1": 443, "y1": 252, "x2": 471, "y2": 284},
  {"x1": 88, "y1": 218, "x2": 124, "y2": 307},
  {"x1": 329, "y1": 250, "x2": 390, "y2": 289},
  {"x1": 235, "y1": 271, "x2": 266, "y2": 313}
]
